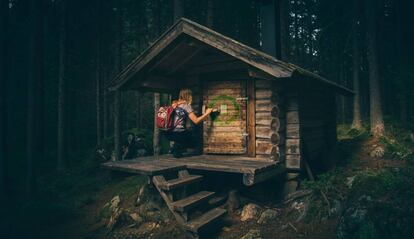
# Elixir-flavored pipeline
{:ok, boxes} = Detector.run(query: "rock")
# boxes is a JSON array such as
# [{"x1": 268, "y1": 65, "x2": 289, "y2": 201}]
[
  {"x1": 290, "y1": 201, "x2": 308, "y2": 222},
  {"x1": 337, "y1": 208, "x2": 368, "y2": 239},
  {"x1": 257, "y1": 209, "x2": 280, "y2": 224},
  {"x1": 346, "y1": 176, "x2": 356, "y2": 188},
  {"x1": 138, "y1": 200, "x2": 161, "y2": 214},
  {"x1": 329, "y1": 200, "x2": 341, "y2": 215},
  {"x1": 129, "y1": 212, "x2": 143, "y2": 224},
  {"x1": 240, "y1": 229, "x2": 262, "y2": 239},
  {"x1": 283, "y1": 189, "x2": 312, "y2": 204},
  {"x1": 291, "y1": 201, "x2": 305, "y2": 211},
  {"x1": 107, "y1": 208, "x2": 123, "y2": 230},
  {"x1": 240, "y1": 203, "x2": 261, "y2": 222},
  {"x1": 110, "y1": 195, "x2": 121, "y2": 212},
  {"x1": 337, "y1": 195, "x2": 371, "y2": 239},
  {"x1": 225, "y1": 190, "x2": 241, "y2": 212},
  {"x1": 137, "y1": 222, "x2": 160, "y2": 235},
  {"x1": 222, "y1": 226, "x2": 231, "y2": 232},
  {"x1": 370, "y1": 146, "x2": 384, "y2": 158},
  {"x1": 138, "y1": 201, "x2": 170, "y2": 223},
  {"x1": 136, "y1": 184, "x2": 147, "y2": 205}
]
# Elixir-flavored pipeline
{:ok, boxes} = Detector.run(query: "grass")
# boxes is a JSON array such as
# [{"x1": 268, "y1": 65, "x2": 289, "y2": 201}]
[
  {"x1": 2, "y1": 147, "x2": 148, "y2": 239},
  {"x1": 302, "y1": 122, "x2": 414, "y2": 238},
  {"x1": 344, "y1": 167, "x2": 414, "y2": 239}
]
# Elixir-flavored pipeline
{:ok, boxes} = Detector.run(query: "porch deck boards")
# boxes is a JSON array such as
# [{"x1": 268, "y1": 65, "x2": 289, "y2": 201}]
[{"x1": 102, "y1": 154, "x2": 285, "y2": 186}]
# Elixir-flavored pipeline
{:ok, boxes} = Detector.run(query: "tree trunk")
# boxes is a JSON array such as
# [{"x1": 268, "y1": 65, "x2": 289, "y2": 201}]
[
  {"x1": 394, "y1": 0, "x2": 407, "y2": 125},
  {"x1": 103, "y1": 88, "x2": 109, "y2": 138},
  {"x1": 293, "y1": 0, "x2": 300, "y2": 62},
  {"x1": 153, "y1": 93, "x2": 160, "y2": 158},
  {"x1": 351, "y1": 0, "x2": 362, "y2": 130},
  {"x1": 400, "y1": 97, "x2": 407, "y2": 125},
  {"x1": 136, "y1": 92, "x2": 142, "y2": 129},
  {"x1": 57, "y1": 0, "x2": 66, "y2": 171},
  {"x1": 339, "y1": 62, "x2": 346, "y2": 124},
  {"x1": 274, "y1": 0, "x2": 283, "y2": 59},
  {"x1": 96, "y1": 0, "x2": 102, "y2": 146},
  {"x1": 113, "y1": 4, "x2": 123, "y2": 75},
  {"x1": 173, "y1": 0, "x2": 183, "y2": 21},
  {"x1": 279, "y1": 0, "x2": 288, "y2": 60},
  {"x1": 27, "y1": 0, "x2": 44, "y2": 195},
  {"x1": 206, "y1": 0, "x2": 213, "y2": 27},
  {"x1": 0, "y1": 0, "x2": 10, "y2": 197},
  {"x1": 113, "y1": 2, "x2": 123, "y2": 160},
  {"x1": 365, "y1": 0, "x2": 384, "y2": 137},
  {"x1": 114, "y1": 90, "x2": 121, "y2": 161}
]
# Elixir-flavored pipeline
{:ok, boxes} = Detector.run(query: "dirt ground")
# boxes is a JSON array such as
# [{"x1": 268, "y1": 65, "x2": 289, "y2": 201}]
[{"x1": 14, "y1": 128, "x2": 412, "y2": 239}]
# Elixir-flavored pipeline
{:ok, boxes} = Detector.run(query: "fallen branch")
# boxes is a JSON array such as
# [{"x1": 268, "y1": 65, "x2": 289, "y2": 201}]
[
  {"x1": 284, "y1": 189, "x2": 313, "y2": 204},
  {"x1": 333, "y1": 188, "x2": 345, "y2": 200},
  {"x1": 320, "y1": 189, "x2": 331, "y2": 216},
  {"x1": 288, "y1": 222, "x2": 298, "y2": 232}
]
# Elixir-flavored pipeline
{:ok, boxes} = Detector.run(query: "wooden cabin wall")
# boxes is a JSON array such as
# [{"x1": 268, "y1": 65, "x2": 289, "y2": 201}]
[
  {"x1": 299, "y1": 91, "x2": 337, "y2": 172},
  {"x1": 254, "y1": 79, "x2": 282, "y2": 161},
  {"x1": 285, "y1": 92, "x2": 301, "y2": 170}
]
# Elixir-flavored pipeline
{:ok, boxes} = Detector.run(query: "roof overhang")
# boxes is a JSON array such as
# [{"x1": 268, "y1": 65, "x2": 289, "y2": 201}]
[{"x1": 107, "y1": 18, "x2": 353, "y2": 96}]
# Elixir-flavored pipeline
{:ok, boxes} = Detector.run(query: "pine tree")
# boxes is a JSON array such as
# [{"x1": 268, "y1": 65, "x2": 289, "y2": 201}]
[
  {"x1": 27, "y1": 0, "x2": 44, "y2": 195},
  {"x1": 0, "y1": 0, "x2": 10, "y2": 196},
  {"x1": 57, "y1": 0, "x2": 66, "y2": 171},
  {"x1": 113, "y1": 1, "x2": 124, "y2": 161},
  {"x1": 96, "y1": 0, "x2": 102, "y2": 146},
  {"x1": 365, "y1": 0, "x2": 385, "y2": 137},
  {"x1": 351, "y1": 0, "x2": 362, "y2": 130}
]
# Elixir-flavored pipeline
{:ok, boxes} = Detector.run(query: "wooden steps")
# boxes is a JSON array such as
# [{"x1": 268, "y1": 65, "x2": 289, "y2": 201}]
[
  {"x1": 171, "y1": 191, "x2": 215, "y2": 212},
  {"x1": 184, "y1": 208, "x2": 227, "y2": 233},
  {"x1": 158, "y1": 175, "x2": 203, "y2": 190},
  {"x1": 151, "y1": 166, "x2": 226, "y2": 238}
]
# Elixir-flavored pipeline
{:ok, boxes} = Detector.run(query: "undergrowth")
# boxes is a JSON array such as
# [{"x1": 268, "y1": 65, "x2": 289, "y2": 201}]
[
  {"x1": 3, "y1": 147, "x2": 147, "y2": 239},
  {"x1": 301, "y1": 122, "x2": 414, "y2": 239}
]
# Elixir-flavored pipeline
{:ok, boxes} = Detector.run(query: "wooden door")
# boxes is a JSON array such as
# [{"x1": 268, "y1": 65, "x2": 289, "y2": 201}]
[{"x1": 203, "y1": 80, "x2": 247, "y2": 154}]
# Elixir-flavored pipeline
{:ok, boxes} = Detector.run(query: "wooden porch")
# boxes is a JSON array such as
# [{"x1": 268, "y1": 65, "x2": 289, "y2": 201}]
[{"x1": 102, "y1": 154, "x2": 285, "y2": 186}]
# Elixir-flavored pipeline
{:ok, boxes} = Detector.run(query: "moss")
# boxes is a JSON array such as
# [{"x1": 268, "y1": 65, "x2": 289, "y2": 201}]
[
  {"x1": 97, "y1": 203, "x2": 112, "y2": 222},
  {"x1": 380, "y1": 136, "x2": 413, "y2": 160},
  {"x1": 356, "y1": 221, "x2": 379, "y2": 239},
  {"x1": 111, "y1": 175, "x2": 147, "y2": 199},
  {"x1": 344, "y1": 167, "x2": 414, "y2": 239}
]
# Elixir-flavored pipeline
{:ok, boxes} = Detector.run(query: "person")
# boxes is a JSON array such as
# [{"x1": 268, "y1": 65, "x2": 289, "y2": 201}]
[
  {"x1": 122, "y1": 133, "x2": 147, "y2": 160},
  {"x1": 122, "y1": 133, "x2": 135, "y2": 160},
  {"x1": 165, "y1": 88, "x2": 213, "y2": 158}
]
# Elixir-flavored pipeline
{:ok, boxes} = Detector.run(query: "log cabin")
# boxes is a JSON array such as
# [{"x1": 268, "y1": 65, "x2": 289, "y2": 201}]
[{"x1": 103, "y1": 18, "x2": 353, "y2": 237}]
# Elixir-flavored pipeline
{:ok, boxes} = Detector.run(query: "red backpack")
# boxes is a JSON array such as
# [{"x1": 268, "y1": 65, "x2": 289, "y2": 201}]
[{"x1": 156, "y1": 106, "x2": 175, "y2": 131}]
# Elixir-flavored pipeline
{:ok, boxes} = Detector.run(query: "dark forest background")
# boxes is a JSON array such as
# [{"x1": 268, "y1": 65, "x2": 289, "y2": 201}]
[{"x1": 1, "y1": 0, "x2": 414, "y2": 206}]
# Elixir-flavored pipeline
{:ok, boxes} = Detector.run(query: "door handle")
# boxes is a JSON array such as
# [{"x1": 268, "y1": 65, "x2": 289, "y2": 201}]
[{"x1": 236, "y1": 97, "x2": 249, "y2": 102}]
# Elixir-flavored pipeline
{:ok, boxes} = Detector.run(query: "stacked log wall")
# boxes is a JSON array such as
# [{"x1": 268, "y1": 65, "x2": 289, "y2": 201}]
[
  {"x1": 285, "y1": 92, "x2": 301, "y2": 170},
  {"x1": 254, "y1": 79, "x2": 283, "y2": 161}
]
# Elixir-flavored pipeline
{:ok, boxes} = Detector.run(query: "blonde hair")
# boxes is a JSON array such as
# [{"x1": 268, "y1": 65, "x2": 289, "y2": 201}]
[{"x1": 179, "y1": 89, "x2": 193, "y2": 105}]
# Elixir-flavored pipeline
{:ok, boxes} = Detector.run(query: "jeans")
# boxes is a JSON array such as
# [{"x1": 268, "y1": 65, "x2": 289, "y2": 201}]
[{"x1": 163, "y1": 130, "x2": 195, "y2": 157}]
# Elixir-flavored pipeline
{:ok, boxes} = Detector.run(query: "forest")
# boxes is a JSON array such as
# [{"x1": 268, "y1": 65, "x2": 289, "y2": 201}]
[{"x1": 1, "y1": 0, "x2": 414, "y2": 238}]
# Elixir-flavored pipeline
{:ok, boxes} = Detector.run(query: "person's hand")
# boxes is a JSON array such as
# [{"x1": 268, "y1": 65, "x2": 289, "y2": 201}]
[
  {"x1": 172, "y1": 102, "x2": 178, "y2": 109},
  {"x1": 206, "y1": 108, "x2": 213, "y2": 114}
]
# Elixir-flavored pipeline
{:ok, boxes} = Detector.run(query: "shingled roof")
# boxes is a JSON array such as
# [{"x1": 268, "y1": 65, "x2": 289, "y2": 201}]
[{"x1": 108, "y1": 18, "x2": 353, "y2": 95}]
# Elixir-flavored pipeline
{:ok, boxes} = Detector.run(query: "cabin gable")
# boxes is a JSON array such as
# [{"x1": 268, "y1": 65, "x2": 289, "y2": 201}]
[{"x1": 106, "y1": 18, "x2": 352, "y2": 173}]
